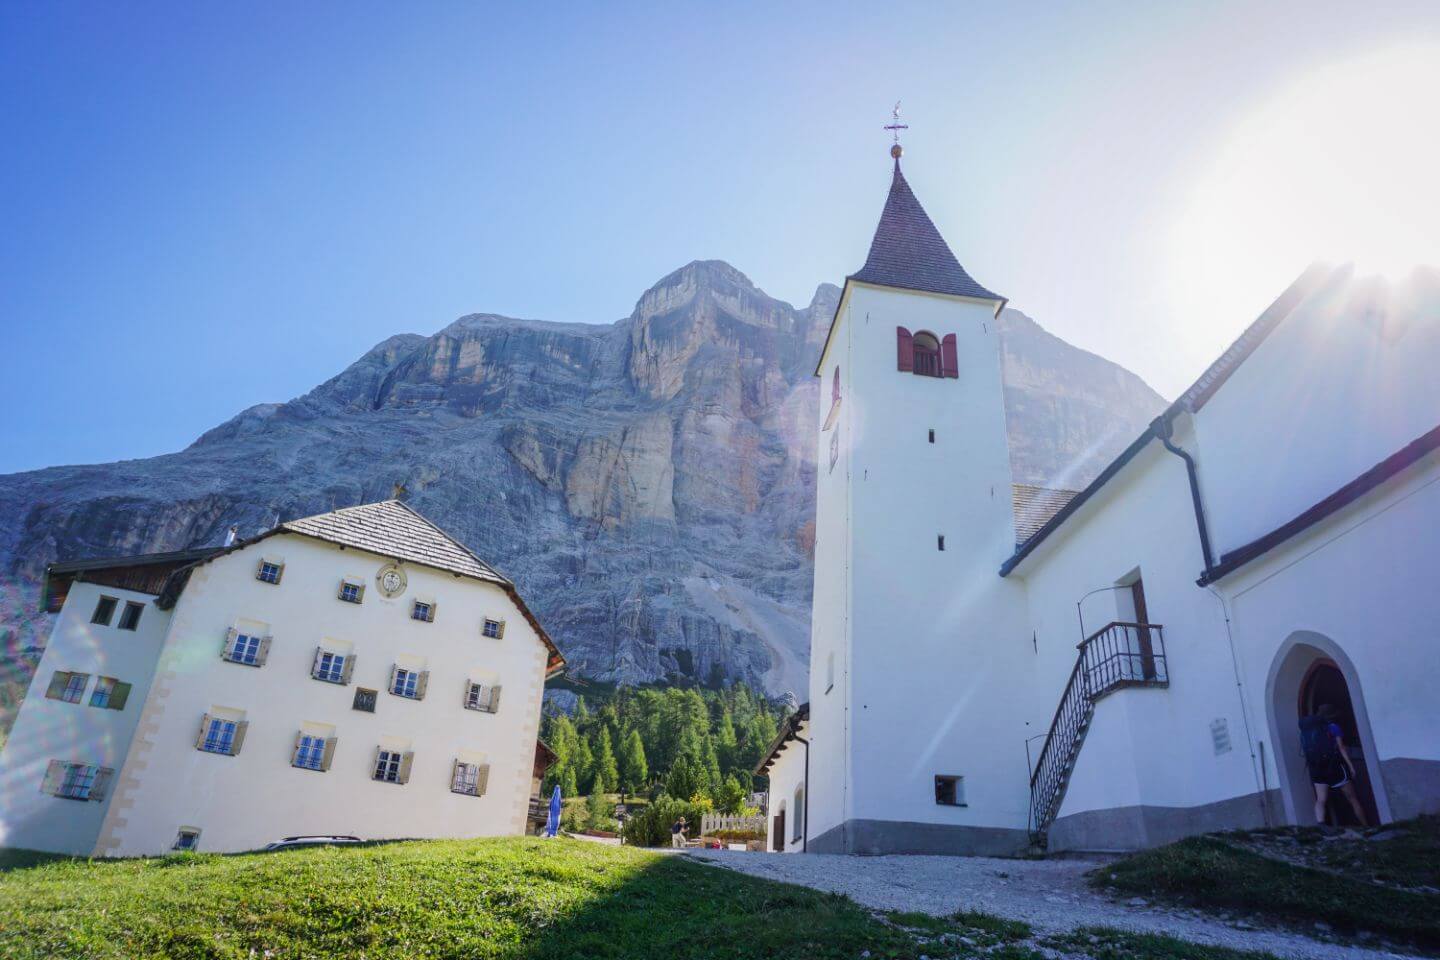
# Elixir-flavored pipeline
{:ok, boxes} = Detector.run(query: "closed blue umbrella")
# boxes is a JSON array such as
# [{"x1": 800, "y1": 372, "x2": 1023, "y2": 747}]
[{"x1": 545, "y1": 784, "x2": 561, "y2": 837}]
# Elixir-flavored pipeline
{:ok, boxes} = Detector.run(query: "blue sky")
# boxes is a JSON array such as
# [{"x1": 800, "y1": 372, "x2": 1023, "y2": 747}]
[{"x1": 3, "y1": 1, "x2": 1437, "y2": 474}]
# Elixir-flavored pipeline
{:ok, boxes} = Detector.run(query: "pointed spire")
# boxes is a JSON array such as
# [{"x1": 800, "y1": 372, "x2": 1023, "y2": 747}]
[{"x1": 850, "y1": 164, "x2": 1003, "y2": 304}]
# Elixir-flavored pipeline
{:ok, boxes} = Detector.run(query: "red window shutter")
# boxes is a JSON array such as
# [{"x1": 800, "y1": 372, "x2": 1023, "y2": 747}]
[
  {"x1": 941, "y1": 334, "x2": 958, "y2": 378},
  {"x1": 896, "y1": 327, "x2": 913, "y2": 372},
  {"x1": 831, "y1": 367, "x2": 840, "y2": 404}
]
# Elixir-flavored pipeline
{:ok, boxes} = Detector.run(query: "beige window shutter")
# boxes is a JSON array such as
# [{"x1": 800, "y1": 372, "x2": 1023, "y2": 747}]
[
  {"x1": 195, "y1": 713, "x2": 213, "y2": 750},
  {"x1": 463, "y1": 680, "x2": 475, "y2": 709},
  {"x1": 371, "y1": 745, "x2": 383, "y2": 780},
  {"x1": 45, "y1": 671, "x2": 69, "y2": 700},
  {"x1": 356, "y1": 582, "x2": 366, "y2": 602},
  {"x1": 109, "y1": 681, "x2": 132, "y2": 711},
  {"x1": 291, "y1": 731, "x2": 304, "y2": 766},
  {"x1": 428, "y1": 601, "x2": 438, "y2": 622},
  {"x1": 229, "y1": 720, "x2": 249, "y2": 756},
  {"x1": 41, "y1": 759, "x2": 66, "y2": 795},
  {"x1": 340, "y1": 655, "x2": 355, "y2": 685},
  {"x1": 489, "y1": 686, "x2": 502, "y2": 713},
  {"x1": 311, "y1": 646, "x2": 324, "y2": 678},
  {"x1": 321, "y1": 736, "x2": 337, "y2": 772},
  {"x1": 496, "y1": 619, "x2": 507, "y2": 639},
  {"x1": 476, "y1": 764, "x2": 490, "y2": 797},
  {"x1": 397, "y1": 751, "x2": 414, "y2": 784},
  {"x1": 387, "y1": 663, "x2": 398, "y2": 693},
  {"x1": 90, "y1": 767, "x2": 115, "y2": 802},
  {"x1": 450, "y1": 758, "x2": 463, "y2": 792},
  {"x1": 336, "y1": 580, "x2": 347, "y2": 600},
  {"x1": 222, "y1": 627, "x2": 238, "y2": 659},
  {"x1": 415, "y1": 670, "x2": 429, "y2": 700},
  {"x1": 256, "y1": 636, "x2": 273, "y2": 667}
]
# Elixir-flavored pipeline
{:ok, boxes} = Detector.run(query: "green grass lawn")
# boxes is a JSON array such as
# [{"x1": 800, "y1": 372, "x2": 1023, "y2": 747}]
[
  {"x1": 1093, "y1": 820, "x2": 1440, "y2": 954},
  {"x1": 0, "y1": 837, "x2": 1295, "y2": 960}
]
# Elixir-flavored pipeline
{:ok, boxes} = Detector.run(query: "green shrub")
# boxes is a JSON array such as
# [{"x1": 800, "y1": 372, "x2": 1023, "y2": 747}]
[{"x1": 620, "y1": 796, "x2": 706, "y2": 847}]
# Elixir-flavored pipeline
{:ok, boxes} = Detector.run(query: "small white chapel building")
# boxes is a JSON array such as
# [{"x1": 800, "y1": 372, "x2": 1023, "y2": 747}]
[
  {"x1": 0, "y1": 500, "x2": 565, "y2": 856},
  {"x1": 758, "y1": 145, "x2": 1440, "y2": 855}
]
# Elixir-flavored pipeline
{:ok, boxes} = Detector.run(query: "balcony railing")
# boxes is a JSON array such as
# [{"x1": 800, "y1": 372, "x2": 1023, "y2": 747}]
[{"x1": 1080, "y1": 621, "x2": 1168, "y2": 698}]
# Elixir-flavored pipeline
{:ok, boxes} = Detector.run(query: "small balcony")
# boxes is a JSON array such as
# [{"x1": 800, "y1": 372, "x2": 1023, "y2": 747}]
[{"x1": 1079, "y1": 621, "x2": 1168, "y2": 699}]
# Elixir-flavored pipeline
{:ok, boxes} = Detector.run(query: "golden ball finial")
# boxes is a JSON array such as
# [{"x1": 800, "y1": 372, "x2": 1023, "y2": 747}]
[{"x1": 890, "y1": 143, "x2": 903, "y2": 160}]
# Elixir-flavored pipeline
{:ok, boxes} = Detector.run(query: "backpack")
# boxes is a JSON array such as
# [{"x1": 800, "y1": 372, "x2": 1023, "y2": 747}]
[{"x1": 1299, "y1": 715, "x2": 1340, "y2": 768}]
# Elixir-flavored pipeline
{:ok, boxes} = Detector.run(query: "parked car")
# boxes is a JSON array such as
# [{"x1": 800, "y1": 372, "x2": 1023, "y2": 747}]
[{"x1": 262, "y1": 835, "x2": 362, "y2": 852}]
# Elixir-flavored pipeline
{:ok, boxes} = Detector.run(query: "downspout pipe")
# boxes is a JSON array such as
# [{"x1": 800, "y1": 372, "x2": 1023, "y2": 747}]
[
  {"x1": 1154, "y1": 415, "x2": 1217, "y2": 577},
  {"x1": 793, "y1": 731, "x2": 810, "y2": 853}
]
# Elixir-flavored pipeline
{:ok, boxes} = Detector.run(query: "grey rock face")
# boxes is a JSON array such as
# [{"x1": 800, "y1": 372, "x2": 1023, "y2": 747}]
[{"x1": 0, "y1": 261, "x2": 1163, "y2": 718}]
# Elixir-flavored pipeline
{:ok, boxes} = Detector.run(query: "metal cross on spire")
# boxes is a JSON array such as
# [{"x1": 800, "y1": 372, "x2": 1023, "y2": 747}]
[{"x1": 884, "y1": 101, "x2": 908, "y2": 160}]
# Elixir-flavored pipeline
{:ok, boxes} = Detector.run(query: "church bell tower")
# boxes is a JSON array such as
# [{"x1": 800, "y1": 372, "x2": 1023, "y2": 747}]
[{"x1": 803, "y1": 121, "x2": 1035, "y2": 855}]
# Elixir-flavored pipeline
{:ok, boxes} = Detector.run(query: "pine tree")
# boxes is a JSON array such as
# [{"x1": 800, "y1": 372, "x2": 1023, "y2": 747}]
[
  {"x1": 593, "y1": 727, "x2": 619, "y2": 796},
  {"x1": 716, "y1": 775, "x2": 747, "y2": 814},
  {"x1": 560, "y1": 766, "x2": 578, "y2": 800},
  {"x1": 665, "y1": 756, "x2": 699, "y2": 801},
  {"x1": 573, "y1": 735, "x2": 594, "y2": 794},
  {"x1": 619, "y1": 729, "x2": 648, "y2": 792}
]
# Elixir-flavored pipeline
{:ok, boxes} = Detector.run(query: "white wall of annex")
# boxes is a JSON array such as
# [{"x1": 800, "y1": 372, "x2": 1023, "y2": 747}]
[
  {"x1": 805, "y1": 297, "x2": 853, "y2": 845},
  {"x1": 0, "y1": 582, "x2": 172, "y2": 855},
  {"x1": 843, "y1": 282, "x2": 1035, "y2": 833},
  {"x1": 1222, "y1": 453, "x2": 1440, "y2": 825},
  {"x1": 762, "y1": 730, "x2": 807, "y2": 853},
  {"x1": 102, "y1": 534, "x2": 548, "y2": 856},
  {"x1": 1024, "y1": 437, "x2": 1264, "y2": 827},
  {"x1": 1195, "y1": 270, "x2": 1440, "y2": 557}
]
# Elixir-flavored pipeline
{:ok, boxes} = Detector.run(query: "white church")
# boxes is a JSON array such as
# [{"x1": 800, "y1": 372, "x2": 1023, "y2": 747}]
[
  {"x1": 0, "y1": 500, "x2": 565, "y2": 855},
  {"x1": 758, "y1": 145, "x2": 1440, "y2": 854}
]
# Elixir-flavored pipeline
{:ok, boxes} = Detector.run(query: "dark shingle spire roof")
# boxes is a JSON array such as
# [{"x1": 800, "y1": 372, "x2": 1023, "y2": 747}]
[{"x1": 850, "y1": 161, "x2": 1003, "y2": 303}]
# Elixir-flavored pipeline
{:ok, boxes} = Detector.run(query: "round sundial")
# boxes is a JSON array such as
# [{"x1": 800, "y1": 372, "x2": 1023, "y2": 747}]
[{"x1": 377, "y1": 563, "x2": 407, "y2": 598}]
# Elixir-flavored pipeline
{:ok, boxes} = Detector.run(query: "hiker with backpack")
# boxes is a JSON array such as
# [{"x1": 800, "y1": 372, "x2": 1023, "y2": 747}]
[{"x1": 1299, "y1": 703, "x2": 1369, "y2": 827}]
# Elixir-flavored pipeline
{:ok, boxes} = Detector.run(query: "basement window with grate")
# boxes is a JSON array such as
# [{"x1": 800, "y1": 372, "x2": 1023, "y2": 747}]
[{"x1": 934, "y1": 775, "x2": 966, "y2": 807}]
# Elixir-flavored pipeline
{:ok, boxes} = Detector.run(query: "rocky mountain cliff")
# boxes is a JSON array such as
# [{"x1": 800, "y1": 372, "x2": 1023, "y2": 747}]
[{"x1": 0, "y1": 261, "x2": 1164, "y2": 717}]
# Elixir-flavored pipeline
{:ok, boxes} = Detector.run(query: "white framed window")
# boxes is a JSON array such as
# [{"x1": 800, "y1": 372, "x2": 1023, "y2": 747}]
[
  {"x1": 464, "y1": 681, "x2": 502, "y2": 714},
  {"x1": 257, "y1": 560, "x2": 284, "y2": 585},
  {"x1": 934, "y1": 774, "x2": 966, "y2": 807},
  {"x1": 43, "y1": 761, "x2": 113, "y2": 802},
  {"x1": 338, "y1": 580, "x2": 364, "y2": 604},
  {"x1": 222, "y1": 628, "x2": 271, "y2": 667},
  {"x1": 312, "y1": 648, "x2": 351, "y2": 685},
  {"x1": 91, "y1": 596, "x2": 117, "y2": 626},
  {"x1": 117, "y1": 601, "x2": 144, "y2": 631},
  {"x1": 373, "y1": 748, "x2": 412, "y2": 784},
  {"x1": 412, "y1": 600, "x2": 435, "y2": 623},
  {"x1": 481, "y1": 618, "x2": 505, "y2": 639},
  {"x1": 450, "y1": 761, "x2": 489, "y2": 797},
  {"x1": 292, "y1": 733, "x2": 335, "y2": 772},
  {"x1": 89, "y1": 676, "x2": 132, "y2": 711},
  {"x1": 45, "y1": 671, "x2": 90, "y2": 704},
  {"x1": 196, "y1": 714, "x2": 247, "y2": 756},
  {"x1": 389, "y1": 667, "x2": 427, "y2": 700},
  {"x1": 173, "y1": 827, "x2": 202, "y2": 851}
]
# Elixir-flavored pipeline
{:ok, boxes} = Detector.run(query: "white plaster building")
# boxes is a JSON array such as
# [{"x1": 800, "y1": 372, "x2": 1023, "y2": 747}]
[
  {"x1": 0, "y1": 500, "x2": 565, "y2": 856},
  {"x1": 758, "y1": 149, "x2": 1440, "y2": 855}
]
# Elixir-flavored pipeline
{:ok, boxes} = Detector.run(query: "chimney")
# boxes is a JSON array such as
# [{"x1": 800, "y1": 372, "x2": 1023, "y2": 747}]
[
  {"x1": 392, "y1": 482, "x2": 409, "y2": 501},
  {"x1": 223, "y1": 525, "x2": 238, "y2": 547}
]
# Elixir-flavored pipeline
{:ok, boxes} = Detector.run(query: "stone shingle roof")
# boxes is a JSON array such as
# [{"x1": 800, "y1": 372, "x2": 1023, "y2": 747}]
[
  {"x1": 850, "y1": 163, "x2": 1004, "y2": 304},
  {"x1": 1011, "y1": 484, "x2": 1081, "y2": 545},
  {"x1": 280, "y1": 500, "x2": 505, "y2": 585}
]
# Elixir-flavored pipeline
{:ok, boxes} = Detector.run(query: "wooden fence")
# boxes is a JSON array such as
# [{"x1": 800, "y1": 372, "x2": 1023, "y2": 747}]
[{"x1": 700, "y1": 813, "x2": 765, "y2": 836}]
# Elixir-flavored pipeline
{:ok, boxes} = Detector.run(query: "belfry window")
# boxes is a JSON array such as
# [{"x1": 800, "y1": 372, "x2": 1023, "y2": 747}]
[{"x1": 912, "y1": 332, "x2": 941, "y2": 377}]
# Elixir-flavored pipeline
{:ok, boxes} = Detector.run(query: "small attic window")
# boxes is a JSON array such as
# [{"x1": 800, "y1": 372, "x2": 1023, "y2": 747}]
[
  {"x1": 338, "y1": 580, "x2": 364, "y2": 604},
  {"x1": 257, "y1": 561, "x2": 283, "y2": 585}
]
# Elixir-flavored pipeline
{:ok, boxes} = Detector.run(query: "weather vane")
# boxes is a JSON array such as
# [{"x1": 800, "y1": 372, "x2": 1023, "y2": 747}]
[{"x1": 884, "y1": 101, "x2": 908, "y2": 159}]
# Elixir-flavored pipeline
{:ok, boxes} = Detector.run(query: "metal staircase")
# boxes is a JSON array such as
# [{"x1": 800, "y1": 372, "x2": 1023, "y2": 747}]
[{"x1": 1029, "y1": 621, "x2": 1169, "y2": 848}]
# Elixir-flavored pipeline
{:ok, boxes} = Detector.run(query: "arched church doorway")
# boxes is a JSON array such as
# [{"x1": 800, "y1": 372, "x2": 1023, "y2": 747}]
[
  {"x1": 1298, "y1": 660, "x2": 1380, "y2": 826},
  {"x1": 1266, "y1": 632, "x2": 1391, "y2": 827}
]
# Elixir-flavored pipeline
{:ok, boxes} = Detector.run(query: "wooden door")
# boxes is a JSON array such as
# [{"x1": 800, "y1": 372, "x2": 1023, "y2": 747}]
[
  {"x1": 1131, "y1": 579, "x2": 1156, "y2": 680},
  {"x1": 773, "y1": 811, "x2": 786, "y2": 852}
]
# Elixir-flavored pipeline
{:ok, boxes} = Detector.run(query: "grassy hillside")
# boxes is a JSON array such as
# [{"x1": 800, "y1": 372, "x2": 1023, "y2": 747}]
[
  {"x1": 0, "y1": 837, "x2": 938, "y2": 960},
  {"x1": 0, "y1": 837, "x2": 1295, "y2": 960}
]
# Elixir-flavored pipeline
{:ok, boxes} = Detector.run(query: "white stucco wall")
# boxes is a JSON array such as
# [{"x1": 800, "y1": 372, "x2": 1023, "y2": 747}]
[
  {"x1": 98, "y1": 533, "x2": 548, "y2": 855},
  {"x1": 0, "y1": 582, "x2": 172, "y2": 854},
  {"x1": 1195, "y1": 268, "x2": 1440, "y2": 557},
  {"x1": 761, "y1": 727, "x2": 807, "y2": 853},
  {"x1": 839, "y1": 282, "x2": 1035, "y2": 839},
  {"x1": 805, "y1": 300, "x2": 854, "y2": 845},
  {"x1": 1019, "y1": 433, "x2": 1265, "y2": 837}
]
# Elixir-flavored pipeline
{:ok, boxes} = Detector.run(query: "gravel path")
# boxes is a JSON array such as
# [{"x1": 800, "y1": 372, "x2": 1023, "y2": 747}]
[{"x1": 686, "y1": 850, "x2": 1421, "y2": 960}]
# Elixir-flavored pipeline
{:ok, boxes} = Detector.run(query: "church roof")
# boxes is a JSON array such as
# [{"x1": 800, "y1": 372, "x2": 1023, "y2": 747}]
[
  {"x1": 850, "y1": 162, "x2": 1004, "y2": 304},
  {"x1": 1011, "y1": 484, "x2": 1081, "y2": 544}
]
